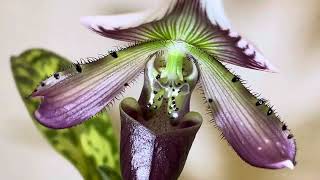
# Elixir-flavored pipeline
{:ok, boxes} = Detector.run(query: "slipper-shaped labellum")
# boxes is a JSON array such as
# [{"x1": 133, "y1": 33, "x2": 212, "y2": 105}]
[
  {"x1": 32, "y1": 0, "x2": 296, "y2": 177},
  {"x1": 120, "y1": 97, "x2": 202, "y2": 180}
]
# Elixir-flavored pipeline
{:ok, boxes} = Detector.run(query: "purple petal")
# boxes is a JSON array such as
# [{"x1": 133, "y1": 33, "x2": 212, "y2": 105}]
[
  {"x1": 32, "y1": 41, "x2": 165, "y2": 129},
  {"x1": 82, "y1": 0, "x2": 276, "y2": 72},
  {"x1": 187, "y1": 46, "x2": 296, "y2": 169},
  {"x1": 119, "y1": 97, "x2": 202, "y2": 179}
]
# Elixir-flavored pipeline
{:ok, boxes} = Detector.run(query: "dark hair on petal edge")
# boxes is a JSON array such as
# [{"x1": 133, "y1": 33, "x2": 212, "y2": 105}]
[
  {"x1": 192, "y1": 48, "x2": 295, "y2": 147},
  {"x1": 71, "y1": 69, "x2": 144, "y2": 128}
]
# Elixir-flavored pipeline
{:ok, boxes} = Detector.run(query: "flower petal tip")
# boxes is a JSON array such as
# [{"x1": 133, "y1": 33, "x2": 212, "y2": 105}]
[
  {"x1": 80, "y1": 11, "x2": 151, "y2": 32},
  {"x1": 34, "y1": 109, "x2": 71, "y2": 129},
  {"x1": 34, "y1": 110, "x2": 57, "y2": 129},
  {"x1": 271, "y1": 160, "x2": 295, "y2": 170},
  {"x1": 283, "y1": 160, "x2": 295, "y2": 170},
  {"x1": 264, "y1": 60, "x2": 279, "y2": 73},
  {"x1": 253, "y1": 52, "x2": 279, "y2": 73},
  {"x1": 80, "y1": 16, "x2": 93, "y2": 29}
]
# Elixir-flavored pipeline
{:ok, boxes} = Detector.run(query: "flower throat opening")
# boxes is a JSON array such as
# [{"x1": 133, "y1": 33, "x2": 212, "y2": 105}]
[{"x1": 138, "y1": 42, "x2": 199, "y2": 124}]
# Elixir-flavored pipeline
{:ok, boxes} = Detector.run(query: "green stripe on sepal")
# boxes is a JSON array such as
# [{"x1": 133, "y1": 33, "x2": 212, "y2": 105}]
[
  {"x1": 11, "y1": 49, "x2": 121, "y2": 180},
  {"x1": 87, "y1": 0, "x2": 276, "y2": 72}
]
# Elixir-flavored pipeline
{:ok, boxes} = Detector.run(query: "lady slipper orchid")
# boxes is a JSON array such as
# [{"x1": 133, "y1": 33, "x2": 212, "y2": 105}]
[{"x1": 31, "y1": 0, "x2": 296, "y2": 176}]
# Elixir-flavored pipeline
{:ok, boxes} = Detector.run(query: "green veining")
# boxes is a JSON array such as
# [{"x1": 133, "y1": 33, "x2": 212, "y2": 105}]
[{"x1": 161, "y1": 42, "x2": 187, "y2": 81}]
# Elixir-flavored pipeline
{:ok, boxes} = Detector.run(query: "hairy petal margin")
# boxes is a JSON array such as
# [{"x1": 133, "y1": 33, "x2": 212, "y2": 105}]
[
  {"x1": 32, "y1": 41, "x2": 167, "y2": 129},
  {"x1": 82, "y1": 0, "x2": 277, "y2": 72},
  {"x1": 187, "y1": 44, "x2": 296, "y2": 169}
]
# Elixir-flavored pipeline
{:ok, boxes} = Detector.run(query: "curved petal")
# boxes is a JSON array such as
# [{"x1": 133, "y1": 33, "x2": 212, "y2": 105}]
[
  {"x1": 82, "y1": 0, "x2": 276, "y2": 72},
  {"x1": 186, "y1": 44, "x2": 296, "y2": 169},
  {"x1": 32, "y1": 41, "x2": 167, "y2": 129}
]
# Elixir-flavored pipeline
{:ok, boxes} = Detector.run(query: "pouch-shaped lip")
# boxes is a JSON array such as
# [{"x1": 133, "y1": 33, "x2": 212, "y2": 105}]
[
  {"x1": 120, "y1": 97, "x2": 202, "y2": 135},
  {"x1": 119, "y1": 97, "x2": 202, "y2": 180}
]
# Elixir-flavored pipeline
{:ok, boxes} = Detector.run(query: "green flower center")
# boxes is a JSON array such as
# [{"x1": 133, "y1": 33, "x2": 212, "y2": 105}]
[
  {"x1": 139, "y1": 41, "x2": 199, "y2": 123},
  {"x1": 161, "y1": 42, "x2": 187, "y2": 82}
]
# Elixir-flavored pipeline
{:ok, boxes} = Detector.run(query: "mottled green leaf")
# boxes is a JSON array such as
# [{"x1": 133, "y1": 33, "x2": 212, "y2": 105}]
[{"x1": 11, "y1": 49, "x2": 121, "y2": 180}]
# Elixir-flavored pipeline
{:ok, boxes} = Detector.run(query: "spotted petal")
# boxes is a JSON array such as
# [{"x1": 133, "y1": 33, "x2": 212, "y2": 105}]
[
  {"x1": 186, "y1": 44, "x2": 296, "y2": 169},
  {"x1": 82, "y1": 0, "x2": 276, "y2": 72},
  {"x1": 32, "y1": 41, "x2": 167, "y2": 129}
]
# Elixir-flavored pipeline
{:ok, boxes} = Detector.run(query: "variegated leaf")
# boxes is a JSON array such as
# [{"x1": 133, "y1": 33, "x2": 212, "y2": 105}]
[{"x1": 11, "y1": 49, "x2": 121, "y2": 180}]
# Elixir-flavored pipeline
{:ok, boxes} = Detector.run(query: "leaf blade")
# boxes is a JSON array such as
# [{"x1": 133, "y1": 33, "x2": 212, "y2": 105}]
[{"x1": 11, "y1": 49, "x2": 121, "y2": 180}]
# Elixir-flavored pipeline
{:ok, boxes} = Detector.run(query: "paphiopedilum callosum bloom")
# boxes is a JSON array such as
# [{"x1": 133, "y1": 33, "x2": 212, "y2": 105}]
[{"x1": 31, "y1": 0, "x2": 296, "y2": 178}]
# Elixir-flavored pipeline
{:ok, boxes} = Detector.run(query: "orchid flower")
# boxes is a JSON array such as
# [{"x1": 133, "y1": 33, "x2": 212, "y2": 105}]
[{"x1": 31, "y1": 0, "x2": 296, "y2": 177}]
